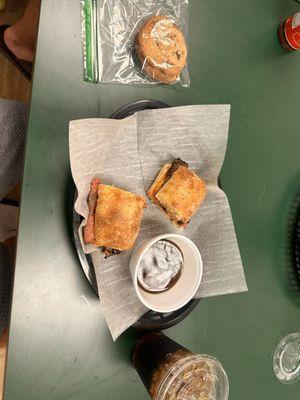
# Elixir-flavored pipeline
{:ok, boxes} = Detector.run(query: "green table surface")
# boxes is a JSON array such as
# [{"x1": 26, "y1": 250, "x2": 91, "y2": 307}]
[{"x1": 4, "y1": 0, "x2": 300, "y2": 399}]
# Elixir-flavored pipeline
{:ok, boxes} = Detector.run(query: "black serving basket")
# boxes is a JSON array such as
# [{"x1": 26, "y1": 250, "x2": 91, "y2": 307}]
[{"x1": 72, "y1": 100, "x2": 200, "y2": 331}]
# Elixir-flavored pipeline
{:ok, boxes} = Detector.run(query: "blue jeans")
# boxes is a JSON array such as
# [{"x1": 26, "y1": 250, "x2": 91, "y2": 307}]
[{"x1": 0, "y1": 99, "x2": 27, "y2": 200}]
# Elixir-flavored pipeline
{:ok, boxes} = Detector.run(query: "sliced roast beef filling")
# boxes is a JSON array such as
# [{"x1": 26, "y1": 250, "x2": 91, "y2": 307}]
[
  {"x1": 165, "y1": 158, "x2": 188, "y2": 181},
  {"x1": 83, "y1": 178, "x2": 101, "y2": 244},
  {"x1": 158, "y1": 203, "x2": 185, "y2": 227},
  {"x1": 154, "y1": 158, "x2": 189, "y2": 226},
  {"x1": 102, "y1": 247, "x2": 122, "y2": 258}
]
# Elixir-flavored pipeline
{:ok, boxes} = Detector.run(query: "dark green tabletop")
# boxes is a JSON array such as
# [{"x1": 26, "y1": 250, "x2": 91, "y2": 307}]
[{"x1": 4, "y1": 0, "x2": 300, "y2": 399}]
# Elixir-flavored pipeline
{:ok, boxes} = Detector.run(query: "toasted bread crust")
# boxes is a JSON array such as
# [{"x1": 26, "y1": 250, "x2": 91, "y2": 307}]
[
  {"x1": 148, "y1": 162, "x2": 206, "y2": 227},
  {"x1": 147, "y1": 163, "x2": 172, "y2": 200},
  {"x1": 93, "y1": 184, "x2": 146, "y2": 251}
]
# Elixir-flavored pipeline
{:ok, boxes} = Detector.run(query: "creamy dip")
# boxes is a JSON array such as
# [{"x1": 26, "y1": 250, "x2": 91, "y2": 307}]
[{"x1": 137, "y1": 240, "x2": 183, "y2": 293}]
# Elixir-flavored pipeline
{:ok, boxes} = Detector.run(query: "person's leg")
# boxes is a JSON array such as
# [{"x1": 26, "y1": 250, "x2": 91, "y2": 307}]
[
  {"x1": 0, "y1": 203, "x2": 19, "y2": 338},
  {"x1": 0, "y1": 203, "x2": 18, "y2": 336},
  {"x1": 4, "y1": 0, "x2": 41, "y2": 62},
  {"x1": 0, "y1": 241, "x2": 12, "y2": 337},
  {"x1": 0, "y1": 99, "x2": 27, "y2": 201}
]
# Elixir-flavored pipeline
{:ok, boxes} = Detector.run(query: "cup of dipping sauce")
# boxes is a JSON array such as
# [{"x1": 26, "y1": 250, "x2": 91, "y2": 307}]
[{"x1": 129, "y1": 234, "x2": 203, "y2": 313}]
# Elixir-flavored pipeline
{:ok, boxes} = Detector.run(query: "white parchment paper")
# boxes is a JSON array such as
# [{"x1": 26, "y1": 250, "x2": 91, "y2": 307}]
[{"x1": 69, "y1": 105, "x2": 247, "y2": 340}]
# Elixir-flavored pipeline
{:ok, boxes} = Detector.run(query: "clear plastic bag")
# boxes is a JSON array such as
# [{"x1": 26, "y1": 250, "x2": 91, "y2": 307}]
[{"x1": 81, "y1": 0, "x2": 190, "y2": 87}]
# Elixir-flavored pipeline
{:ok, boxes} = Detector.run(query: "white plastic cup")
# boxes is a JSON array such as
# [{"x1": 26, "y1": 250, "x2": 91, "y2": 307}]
[{"x1": 129, "y1": 233, "x2": 203, "y2": 313}]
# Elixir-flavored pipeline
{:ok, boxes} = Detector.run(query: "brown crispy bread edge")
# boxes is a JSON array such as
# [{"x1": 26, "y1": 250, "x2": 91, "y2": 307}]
[
  {"x1": 93, "y1": 185, "x2": 147, "y2": 250},
  {"x1": 147, "y1": 163, "x2": 187, "y2": 228}
]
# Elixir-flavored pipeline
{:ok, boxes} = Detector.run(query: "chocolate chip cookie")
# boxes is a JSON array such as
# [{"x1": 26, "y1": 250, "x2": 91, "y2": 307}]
[{"x1": 136, "y1": 15, "x2": 187, "y2": 83}]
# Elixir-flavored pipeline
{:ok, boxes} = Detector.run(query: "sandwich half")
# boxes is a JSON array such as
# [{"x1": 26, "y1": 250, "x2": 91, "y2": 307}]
[
  {"x1": 147, "y1": 159, "x2": 206, "y2": 228},
  {"x1": 84, "y1": 178, "x2": 147, "y2": 257}
]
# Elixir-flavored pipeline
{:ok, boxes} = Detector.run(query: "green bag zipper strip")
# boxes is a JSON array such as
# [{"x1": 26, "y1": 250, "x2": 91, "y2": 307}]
[{"x1": 81, "y1": 0, "x2": 99, "y2": 83}]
